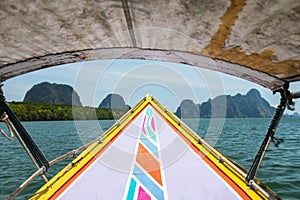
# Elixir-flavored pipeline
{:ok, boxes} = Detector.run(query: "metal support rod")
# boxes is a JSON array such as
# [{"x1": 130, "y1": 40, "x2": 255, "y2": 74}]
[
  {"x1": 0, "y1": 86, "x2": 50, "y2": 170},
  {"x1": 292, "y1": 91, "x2": 300, "y2": 99},
  {"x1": 2, "y1": 114, "x2": 48, "y2": 182},
  {"x1": 8, "y1": 166, "x2": 46, "y2": 200},
  {"x1": 246, "y1": 88, "x2": 289, "y2": 182},
  {"x1": 0, "y1": 113, "x2": 15, "y2": 141},
  {"x1": 49, "y1": 138, "x2": 96, "y2": 166}
]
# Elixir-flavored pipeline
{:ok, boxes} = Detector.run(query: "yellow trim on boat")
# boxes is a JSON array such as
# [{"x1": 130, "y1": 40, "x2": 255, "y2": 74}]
[
  {"x1": 30, "y1": 97, "x2": 149, "y2": 199},
  {"x1": 148, "y1": 96, "x2": 269, "y2": 200}
]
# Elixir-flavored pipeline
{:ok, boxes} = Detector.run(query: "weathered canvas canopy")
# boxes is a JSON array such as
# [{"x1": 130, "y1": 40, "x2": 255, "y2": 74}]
[{"x1": 0, "y1": 0, "x2": 299, "y2": 91}]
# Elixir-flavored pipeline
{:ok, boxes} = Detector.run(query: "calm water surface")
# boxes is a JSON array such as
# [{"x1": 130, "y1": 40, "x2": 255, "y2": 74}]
[{"x1": 0, "y1": 118, "x2": 299, "y2": 199}]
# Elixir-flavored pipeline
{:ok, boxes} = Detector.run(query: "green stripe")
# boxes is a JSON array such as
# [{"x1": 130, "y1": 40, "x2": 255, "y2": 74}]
[
  {"x1": 146, "y1": 107, "x2": 157, "y2": 142},
  {"x1": 126, "y1": 178, "x2": 137, "y2": 200}
]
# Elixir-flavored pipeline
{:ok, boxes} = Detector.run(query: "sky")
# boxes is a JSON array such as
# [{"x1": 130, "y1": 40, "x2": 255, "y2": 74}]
[{"x1": 3, "y1": 59, "x2": 300, "y2": 114}]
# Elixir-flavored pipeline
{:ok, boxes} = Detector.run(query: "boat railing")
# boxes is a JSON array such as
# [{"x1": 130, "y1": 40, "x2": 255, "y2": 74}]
[
  {"x1": 8, "y1": 167, "x2": 47, "y2": 200},
  {"x1": 7, "y1": 134, "x2": 103, "y2": 199}
]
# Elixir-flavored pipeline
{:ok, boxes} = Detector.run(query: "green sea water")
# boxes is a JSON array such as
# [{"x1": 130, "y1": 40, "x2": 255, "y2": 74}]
[{"x1": 0, "y1": 118, "x2": 299, "y2": 199}]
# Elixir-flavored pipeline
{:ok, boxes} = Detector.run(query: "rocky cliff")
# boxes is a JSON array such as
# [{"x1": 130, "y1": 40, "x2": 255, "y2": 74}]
[
  {"x1": 23, "y1": 82, "x2": 82, "y2": 106},
  {"x1": 98, "y1": 93, "x2": 130, "y2": 109},
  {"x1": 175, "y1": 89, "x2": 275, "y2": 118}
]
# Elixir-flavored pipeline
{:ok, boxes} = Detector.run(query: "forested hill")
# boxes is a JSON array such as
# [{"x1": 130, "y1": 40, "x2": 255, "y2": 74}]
[
  {"x1": 175, "y1": 89, "x2": 275, "y2": 118},
  {"x1": 99, "y1": 93, "x2": 131, "y2": 109},
  {"x1": 9, "y1": 102, "x2": 128, "y2": 121},
  {"x1": 23, "y1": 82, "x2": 82, "y2": 106},
  {"x1": 17, "y1": 82, "x2": 275, "y2": 120},
  {"x1": 13, "y1": 82, "x2": 130, "y2": 121}
]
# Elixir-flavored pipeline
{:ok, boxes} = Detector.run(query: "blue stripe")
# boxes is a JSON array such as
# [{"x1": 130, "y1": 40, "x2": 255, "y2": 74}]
[
  {"x1": 140, "y1": 134, "x2": 159, "y2": 158},
  {"x1": 133, "y1": 165, "x2": 164, "y2": 200},
  {"x1": 126, "y1": 178, "x2": 137, "y2": 200}
]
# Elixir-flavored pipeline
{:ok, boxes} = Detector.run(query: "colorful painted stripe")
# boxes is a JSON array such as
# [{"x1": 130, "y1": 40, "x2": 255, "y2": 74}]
[
  {"x1": 144, "y1": 108, "x2": 157, "y2": 143},
  {"x1": 140, "y1": 134, "x2": 159, "y2": 159},
  {"x1": 137, "y1": 186, "x2": 151, "y2": 200},
  {"x1": 133, "y1": 165, "x2": 164, "y2": 200},
  {"x1": 136, "y1": 143, "x2": 162, "y2": 186},
  {"x1": 126, "y1": 178, "x2": 137, "y2": 200},
  {"x1": 124, "y1": 107, "x2": 166, "y2": 200}
]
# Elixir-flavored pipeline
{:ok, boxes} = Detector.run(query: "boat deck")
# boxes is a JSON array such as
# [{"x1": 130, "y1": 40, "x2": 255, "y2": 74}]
[{"x1": 30, "y1": 95, "x2": 275, "y2": 199}]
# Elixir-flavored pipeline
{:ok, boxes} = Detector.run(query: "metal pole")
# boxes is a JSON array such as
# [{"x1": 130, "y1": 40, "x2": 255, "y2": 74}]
[
  {"x1": 0, "y1": 85, "x2": 50, "y2": 172},
  {"x1": 8, "y1": 166, "x2": 46, "y2": 200},
  {"x1": 1, "y1": 113, "x2": 48, "y2": 182},
  {"x1": 246, "y1": 88, "x2": 289, "y2": 182}
]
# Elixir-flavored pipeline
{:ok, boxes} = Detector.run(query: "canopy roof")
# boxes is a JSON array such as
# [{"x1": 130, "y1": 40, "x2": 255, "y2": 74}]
[{"x1": 0, "y1": 0, "x2": 299, "y2": 91}]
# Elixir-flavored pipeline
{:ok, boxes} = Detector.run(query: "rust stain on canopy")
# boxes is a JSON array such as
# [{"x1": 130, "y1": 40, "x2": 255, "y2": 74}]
[
  {"x1": 205, "y1": 0, "x2": 300, "y2": 83},
  {"x1": 0, "y1": 0, "x2": 299, "y2": 91}
]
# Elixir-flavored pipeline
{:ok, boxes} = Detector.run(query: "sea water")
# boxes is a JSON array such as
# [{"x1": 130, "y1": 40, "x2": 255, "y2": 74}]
[{"x1": 0, "y1": 118, "x2": 299, "y2": 199}]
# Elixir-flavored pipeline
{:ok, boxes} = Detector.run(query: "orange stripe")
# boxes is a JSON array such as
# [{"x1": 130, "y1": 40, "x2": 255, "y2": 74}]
[
  {"x1": 136, "y1": 143, "x2": 163, "y2": 186},
  {"x1": 150, "y1": 104, "x2": 251, "y2": 200}
]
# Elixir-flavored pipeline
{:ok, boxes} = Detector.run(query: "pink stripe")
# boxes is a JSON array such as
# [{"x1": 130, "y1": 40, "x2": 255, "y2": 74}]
[
  {"x1": 151, "y1": 117, "x2": 156, "y2": 131},
  {"x1": 142, "y1": 116, "x2": 147, "y2": 135},
  {"x1": 137, "y1": 186, "x2": 151, "y2": 200}
]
